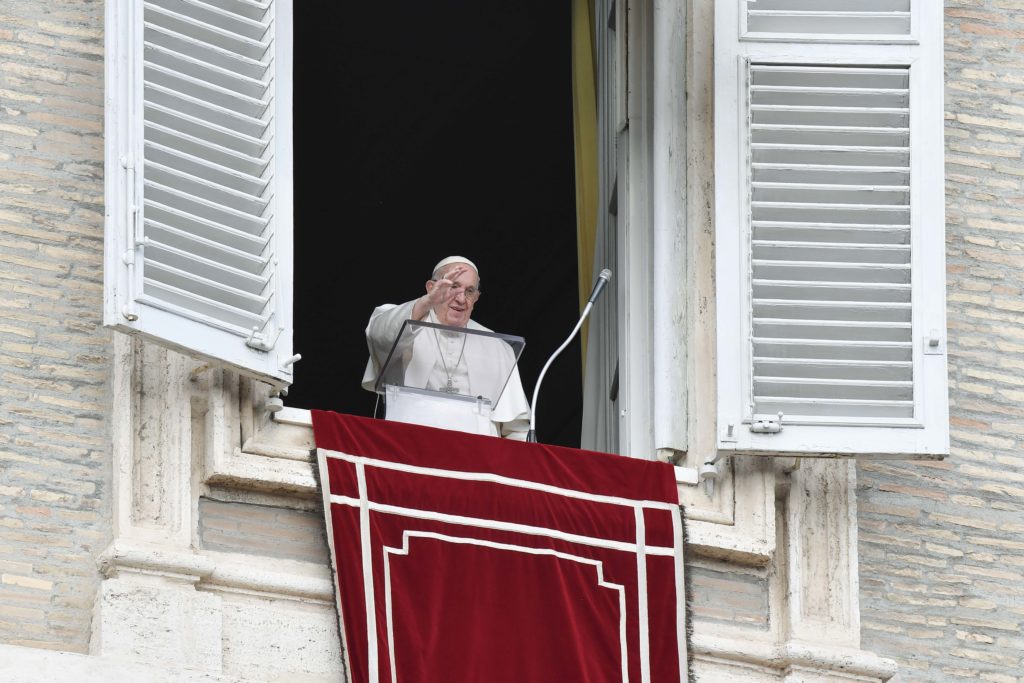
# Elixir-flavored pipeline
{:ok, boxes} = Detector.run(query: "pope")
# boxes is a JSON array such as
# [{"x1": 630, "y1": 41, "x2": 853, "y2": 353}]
[{"x1": 361, "y1": 256, "x2": 530, "y2": 440}]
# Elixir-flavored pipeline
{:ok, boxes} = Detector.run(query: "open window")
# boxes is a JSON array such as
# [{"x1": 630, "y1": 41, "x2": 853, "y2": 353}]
[{"x1": 714, "y1": 1, "x2": 948, "y2": 457}]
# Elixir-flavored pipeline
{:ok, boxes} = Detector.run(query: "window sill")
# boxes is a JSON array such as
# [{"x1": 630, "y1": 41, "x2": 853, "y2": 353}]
[
  {"x1": 273, "y1": 407, "x2": 699, "y2": 485},
  {"x1": 273, "y1": 406, "x2": 313, "y2": 427}
]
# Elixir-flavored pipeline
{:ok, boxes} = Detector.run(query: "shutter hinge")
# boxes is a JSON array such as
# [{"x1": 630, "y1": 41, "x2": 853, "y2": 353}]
[
  {"x1": 245, "y1": 325, "x2": 287, "y2": 353},
  {"x1": 245, "y1": 326, "x2": 277, "y2": 352},
  {"x1": 121, "y1": 155, "x2": 140, "y2": 321},
  {"x1": 721, "y1": 422, "x2": 738, "y2": 443},
  {"x1": 750, "y1": 412, "x2": 784, "y2": 434},
  {"x1": 121, "y1": 156, "x2": 136, "y2": 267}
]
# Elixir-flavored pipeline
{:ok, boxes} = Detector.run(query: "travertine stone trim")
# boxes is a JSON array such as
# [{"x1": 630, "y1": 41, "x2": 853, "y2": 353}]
[
  {"x1": 96, "y1": 539, "x2": 333, "y2": 603},
  {"x1": 201, "y1": 370, "x2": 317, "y2": 494},
  {"x1": 205, "y1": 560, "x2": 334, "y2": 603},
  {"x1": 91, "y1": 574, "x2": 223, "y2": 671},
  {"x1": 97, "y1": 539, "x2": 215, "y2": 582},
  {"x1": 0, "y1": 644, "x2": 250, "y2": 683},
  {"x1": 112, "y1": 334, "x2": 193, "y2": 546},
  {"x1": 686, "y1": 456, "x2": 777, "y2": 565},
  {"x1": 691, "y1": 634, "x2": 897, "y2": 682},
  {"x1": 786, "y1": 460, "x2": 861, "y2": 646}
]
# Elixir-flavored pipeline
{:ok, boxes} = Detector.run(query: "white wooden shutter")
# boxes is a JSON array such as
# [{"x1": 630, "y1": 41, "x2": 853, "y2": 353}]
[
  {"x1": 104, "y1": 0, "x2": 295, "y2": 385},
  {"x1": 715, "y1": 1, "x2": 947, "y2": 456}
]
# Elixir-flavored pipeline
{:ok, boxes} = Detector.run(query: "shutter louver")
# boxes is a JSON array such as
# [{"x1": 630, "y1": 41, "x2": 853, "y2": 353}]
[
  {"x1": 749, "y1": 65, "x2": 913, "y2": 421},
  {"x1": 745, "y1": 1, "x2": 911, "y2": 38},
  {"x1": 142, "y1": 0, "x2": 276, "y2": 337},
  {"x1": 105, "y1": 0, "x2": 293, "y2": 384}
]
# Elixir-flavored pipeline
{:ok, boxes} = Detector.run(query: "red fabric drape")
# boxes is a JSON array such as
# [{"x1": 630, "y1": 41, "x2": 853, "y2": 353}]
[{"x1": 313, "y1": 411, "x2": 686, "y2": 682}]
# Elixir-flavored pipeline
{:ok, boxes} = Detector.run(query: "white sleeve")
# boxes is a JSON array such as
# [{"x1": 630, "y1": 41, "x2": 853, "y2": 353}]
[
  {"x1": 500, "y1": 417, "x2": 529, "y2": 441},
  {"x1": 493, "y1": 364, "x2": 531, "y2": 441},
  {"x1": 361, "y1": 300, "x2": 419, "y2": 392}
]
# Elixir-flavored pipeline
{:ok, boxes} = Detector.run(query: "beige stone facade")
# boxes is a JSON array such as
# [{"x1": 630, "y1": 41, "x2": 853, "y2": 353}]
[
  {"x1": 856, "y1": 6, "x2": 1024, "y2": 681},
  {"x1": 0, "y1": 2, "x2": 1020, "y2": 682},
  {"x1": 0, "y1": 0, "x2": 109, "y2": 654}
]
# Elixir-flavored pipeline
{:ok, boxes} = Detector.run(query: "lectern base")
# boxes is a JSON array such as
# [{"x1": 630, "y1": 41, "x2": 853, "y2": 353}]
[{"x1": 385, "y1": 385, "x2": 495, "y2": 437}]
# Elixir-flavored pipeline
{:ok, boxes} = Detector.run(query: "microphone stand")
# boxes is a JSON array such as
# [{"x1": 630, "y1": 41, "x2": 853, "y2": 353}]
[{"x1": 527, "y1": 269, "x2": 611, "y2": 443}]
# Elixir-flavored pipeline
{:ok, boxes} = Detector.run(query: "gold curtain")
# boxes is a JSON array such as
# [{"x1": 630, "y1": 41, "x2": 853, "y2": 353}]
[{"x1": 571, "y1": 0, "x2": 598, "y2": 361}]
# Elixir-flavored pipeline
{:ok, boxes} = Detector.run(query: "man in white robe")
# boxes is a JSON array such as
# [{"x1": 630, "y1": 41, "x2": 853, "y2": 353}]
[{"x1": 361, "y1": 256, "x2": 531, "y2": 440}]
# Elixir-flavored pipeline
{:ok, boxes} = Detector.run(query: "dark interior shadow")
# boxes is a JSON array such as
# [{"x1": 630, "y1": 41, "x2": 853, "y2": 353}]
[{"x1": 290, "y1": 1, "x2": 582, "y2": 447}]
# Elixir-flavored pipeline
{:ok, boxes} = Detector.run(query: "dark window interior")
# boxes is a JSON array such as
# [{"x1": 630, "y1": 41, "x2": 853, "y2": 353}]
[{"x1": 290, "y1": 1, "x2": 582, "y2": 447}]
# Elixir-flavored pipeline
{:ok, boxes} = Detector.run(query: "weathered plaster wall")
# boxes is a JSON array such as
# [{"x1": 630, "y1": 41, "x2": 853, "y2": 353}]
[
  {"x1": 0, "y1": 0, "x2": 110, "y2": 653},
  {"x1": 857, "y1": 4, "x2": 1024, "y2": 681}
]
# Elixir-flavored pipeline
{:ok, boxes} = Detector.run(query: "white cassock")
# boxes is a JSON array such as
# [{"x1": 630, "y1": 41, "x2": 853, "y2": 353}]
[{"x1": 361, "y1": 300, "x2": 531, "y2": 440}]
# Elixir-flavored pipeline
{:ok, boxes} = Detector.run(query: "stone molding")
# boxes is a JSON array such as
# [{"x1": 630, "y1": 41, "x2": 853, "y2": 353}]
[
  {"x1": 201, "y1": 369, "x2": 317, "y2": 495},
  {"x1": 0, "y1": 644, "x2": 253, "y2": 683},
  {"x1": 93, "y1": 338, "x2": 344, "y2": 681},
  {"x1": 98, "y1": 539, "x2": 214, "y2": 582},
  {"x1": 692, "y1": 634, "x2": 898, "y2": 681},
  {"x1": 97, "y1": 539, "x2": 334, "y2": 603}
]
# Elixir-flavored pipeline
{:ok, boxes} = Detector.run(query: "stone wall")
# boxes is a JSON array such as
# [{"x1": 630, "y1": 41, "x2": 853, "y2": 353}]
[
  {"x1": 689, "y1": 562, "x2": 770, "y2": 631},
  {"x1": 0, "y1": 0, "x2": 110, "y2": 653},
  {"x1": 857, "y1": 3, "x2": 1024, "y2": 681},
  {"x1": 198, "y1": 497, "x2": 329, "y2": 565}
]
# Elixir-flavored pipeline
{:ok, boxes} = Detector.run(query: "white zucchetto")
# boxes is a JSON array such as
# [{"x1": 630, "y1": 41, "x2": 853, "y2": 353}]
[{"x1": 432, "y1": 255, "x2": 478, "y2": 277}]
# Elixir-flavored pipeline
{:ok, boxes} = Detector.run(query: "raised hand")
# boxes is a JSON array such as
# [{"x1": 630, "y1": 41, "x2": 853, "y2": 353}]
[
  {"x1": 427, "y1": 265, "x2": 467, "y2": 307},
  {"x1": 414, "y1": 265, "x2": 470, "y2": 322}
]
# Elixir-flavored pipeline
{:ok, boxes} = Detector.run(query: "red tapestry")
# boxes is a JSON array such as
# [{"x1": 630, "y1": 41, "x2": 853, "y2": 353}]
[{"x1": 313, "y1": 411, "x2": 687, "y2": 682}]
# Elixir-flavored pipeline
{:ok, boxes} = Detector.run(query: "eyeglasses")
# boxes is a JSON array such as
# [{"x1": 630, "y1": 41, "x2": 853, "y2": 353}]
[{"x1": 432, "y1": 280, "x2": 480, "y2": 301}]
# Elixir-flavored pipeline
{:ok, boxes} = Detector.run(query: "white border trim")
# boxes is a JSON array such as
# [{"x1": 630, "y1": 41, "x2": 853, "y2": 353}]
[
  {"x1": 324, "y1": 450, "x2": 680, "y2": 512},
  {"x1": 356, "y1": 463, "x2": 378, "y2": 683},
  {"x1": 672, "y1": 507, "x2": 687, "y2": 679},
  {"x1": 330, "y1": 494, "x2": 674, "y2": 557},
  {"x1": 382, "y1": 531, "x2": 630, "y2": 683},
  {"x1": 316, "y1": 448, "x2": 355, "y2": 683},
  {"x1": 634, "y1": 507, "x2": 651, "y2": 682}
]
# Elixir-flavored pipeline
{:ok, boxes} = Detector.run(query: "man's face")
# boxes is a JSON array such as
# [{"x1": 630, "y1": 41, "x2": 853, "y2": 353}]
[{"x1": 430, "y1": 264, "x2": 479, "y2": 327}]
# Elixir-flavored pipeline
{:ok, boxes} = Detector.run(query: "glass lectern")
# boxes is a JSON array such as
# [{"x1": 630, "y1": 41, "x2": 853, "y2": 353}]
[{"x1": 375, "y1": 320, "x2": 525, "y2": 437}]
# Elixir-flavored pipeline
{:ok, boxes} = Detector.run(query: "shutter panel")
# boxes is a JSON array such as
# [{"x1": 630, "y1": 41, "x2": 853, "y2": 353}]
[
  {"x1": 105, "y1": 0, "x2": 295, "y2": 385},
  {"x1": 715, "y1": 1, "x2": 948, "y2": 456}
]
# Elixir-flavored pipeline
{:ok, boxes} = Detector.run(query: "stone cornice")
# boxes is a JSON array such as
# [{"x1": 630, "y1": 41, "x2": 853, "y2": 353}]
[
  {"x1": 97, "y1": 540, "x2": 334, "y2": 603},
  {"x1": 692, "y1": 634, "x2": 898, "y2": 681}
]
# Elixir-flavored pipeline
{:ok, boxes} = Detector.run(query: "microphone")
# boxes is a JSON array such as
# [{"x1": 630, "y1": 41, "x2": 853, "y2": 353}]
[
  {"x1": 588, "y1": 268, "x2": 612, "y2": 306},
  {"x1": 527, "y1": 269, "x2": 613, "y2": 443}
]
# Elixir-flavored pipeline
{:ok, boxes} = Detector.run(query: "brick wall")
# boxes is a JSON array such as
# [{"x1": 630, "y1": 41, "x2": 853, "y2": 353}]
[
  {"x1": 857, "y1": 3, "x2": 1024, "y2": 681},
  {"x1": 0, "y1": 1, "x2": 110, "y2": 653},
  {"x1": 199, "y1": 498, "x2": 330, "y2": 565},
  {"x1": 689, "y1": 563, "x2": 769, "y2": 631}
]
